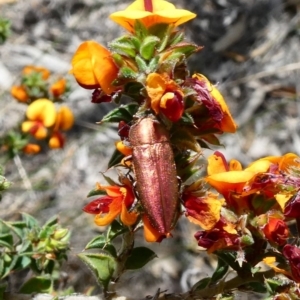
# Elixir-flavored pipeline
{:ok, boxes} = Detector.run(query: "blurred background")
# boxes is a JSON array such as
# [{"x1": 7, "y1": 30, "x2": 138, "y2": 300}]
[{"x1": 0, "y1": 0, "x2": 300, "y2": 298}]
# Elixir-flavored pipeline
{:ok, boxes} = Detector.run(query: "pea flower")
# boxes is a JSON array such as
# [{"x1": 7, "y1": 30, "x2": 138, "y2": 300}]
[
  {"x1": 183, "y1": 191, "x2": 224, "y2": 231},
  {"x1": 22, "y1": 143, "x2": 41, "y2": 154},
  {"x1": 146, "y1": 73, "x2": 184, "y2": 122},
  {"x1": 192, "y1": 74, "x2": 237, "y2": 133},
  {"x1": 49, "y1": 106, "x2": 74, "y2": 149},
  {"x1": 11, "y1": 85, "x2": 29, "y2": 103},
  {"x1": 110, "y1": 0, "x2": 196, "y2": 32},
  {"x1": 50, "y1": 78, "x2": 67, "y2": 98},
  {"x1": 21, "y1": 99, "x2": 56, "y2": 139},
  {"x1": 70, "y1": 41, "x2": 119, "y2": 95},
  {"x1": 83, "y1": 182, "x2": 138, "y2": 226}
]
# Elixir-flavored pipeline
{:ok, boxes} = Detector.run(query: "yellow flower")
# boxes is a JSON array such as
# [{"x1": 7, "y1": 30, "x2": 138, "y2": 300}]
[
  {"x1": 49, "y1": 106, "x2": 74, "y2": 149},
  {"x1": 70, "y1": 41, "x2": 119, "y2": 94},
  {"x1": 21, "y1": 99, "x2": 56, "y2": 139},
  {"x1": 110, "y1": 0, "x2": 196, "y2": 32}
]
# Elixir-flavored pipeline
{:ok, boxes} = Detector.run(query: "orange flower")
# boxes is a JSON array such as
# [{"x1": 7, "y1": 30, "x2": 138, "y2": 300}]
[
  {"x1": 146, "y1": 73, "x2": 184, "y2": 121},
  {"x1": 115, "y1": 141, "x2": 133, "y2": 156},
  {"x1": 143, "y1": 214, "x2": 166, "y2": 242},
  {"x1": 84, "y1": 183, "x2": 138, "y2": 227},
  {"x1": 192, "y1": 74, "x2": 237, "y2": 133},
  {"x1": 70, "y1": 41, "x2": 119, "y2": 94},
  {"x1": 50, "y1": 78, "x2": 67, "y2": 98},
  {"x1": 11, "y1": 85, "x2": 29, "y2": 103},
  {"x1": 22, "y1": 65, "x2": 50, "y2": 80},
  {"x1": 110, "y1": 0, "x2": 196, "y2": 32},
  {"x1": 23, "y1": 143, "x2": 41, "y2": 154},
  {"x1": 21, "y1": 99, "x2": 56, "y2": 139},
  {"x1": 262, "y1": 216, "x2": 289, "y2": 246}
]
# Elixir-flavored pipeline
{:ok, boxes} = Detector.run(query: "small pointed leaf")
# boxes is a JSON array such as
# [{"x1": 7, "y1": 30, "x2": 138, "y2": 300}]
[
  {"x1": 125, "y1": 247, "x2": 157, "y2": 270},
  {"x1": 140, "y1": 36, "x2": 160, "y2": 60},
  {"x1": 21, "y1": 213, "x2": 39, "y2": 228},
  {"x1": 135, "y1": 55, "x2": 148, "y2": 73},
  {"x1": 108, "y1": 148, "x2": 124, "y2": 169},
  {"x1": 119, "y1": 67, "x2": 138, "y2": 79},
  {"x1": 192, "y1": 277, "x2": 211, "y2": 292},
  {"x1": 133, "y1": 20, "x2": 148, "y2": 40},
  {"x1": 78, "y1": 252, "x2": 117, "y2": 290},
  {"x1": 171, "y1": 128, "x2": 201, "y2": 153},
  {"x1": 85, "y1": 235, "x2": 107, "y2": 250},
  {"x1": 100, "y1": 103, "x2": 138, "y2": 124},
  {"x1": 87, "y1": 188, "x2": 106, "y2": 198},
  {"x1": 211, "y1": 257, "x2": 229, "y2": 284},
  {"x1": 107, "y1": 220, "x2": 128, "y2": 241},
  {"x1": 19, "y1": 276, "x2": 52, "y2": 294}
]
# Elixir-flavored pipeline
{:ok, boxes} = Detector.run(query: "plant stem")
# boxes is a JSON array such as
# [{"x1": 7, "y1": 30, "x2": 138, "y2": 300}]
[{"x1": 106, "y1": 230, "x2": 135, "y2": 299}]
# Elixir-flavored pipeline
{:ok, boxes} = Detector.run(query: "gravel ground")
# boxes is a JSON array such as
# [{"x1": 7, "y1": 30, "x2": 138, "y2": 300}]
[{"x1": 1, "y1": 0, "x2": 300, "y2": 299}]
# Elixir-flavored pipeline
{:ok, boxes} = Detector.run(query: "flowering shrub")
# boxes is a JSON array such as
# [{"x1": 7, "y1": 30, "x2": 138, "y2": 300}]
[
  {"x1": 1, "y1": 0, "x2": 300, "y2": 299},
  {"x1": 68, "y1": 0, "x2": 300, "y2": 299},
  {"x1": 1, "y1": 66, "x2": 74, "y2": 157}
]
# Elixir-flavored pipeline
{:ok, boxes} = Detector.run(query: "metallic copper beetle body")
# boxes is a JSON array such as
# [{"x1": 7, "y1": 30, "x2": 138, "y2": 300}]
[{"x1": 129, "y1": 117, "x2": 179, "y2": 236}]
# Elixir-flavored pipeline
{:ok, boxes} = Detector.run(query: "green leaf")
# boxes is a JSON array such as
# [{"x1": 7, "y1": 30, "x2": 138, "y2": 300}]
[
  {"x1": 211, "y1": 257, "x2": 229, "y2": 284},
  {"x1": 100, "y1": 103, "x2": 139, "y2": 124},
  {"x1": 21, "y1": 213, "x2": 39, "y2": 228},
  {"x1": 171, "y1": 127, "x2": 201, "y2": 153},
  {"x1": 111, "y1": 53, "x2": 125, "y2": 68},
  {"x1": 19, "y1": 276, "x2": 52, "y2": 294},
  {"x1": 170, "y1": 42, "x2": 201, "y2": 58},
  {"x1": 125, "y1": 247, "x2": 157, "y2": 270},
  {"x1": 140, "y1": 36, "x2": 160, "y2": 60},
  {"x1": 135, "y1": 55, "x2": 148, "y2": 73},
  {"x1": 246, "y1": 281, "x2": 267, "y2": 294},
  {"x1": 85, "y1": 235, "x2": 107, "y2": 250},
  {"x1": 148, "y1": 56, "x2": 159, "y2": 73},
  {"x1": 133, "y1": 20, "x2": 148, "y2": 40},
  {"x1": 108, "y1": 148, "x2": 124, "y2": 169},
  {"x1": 109, "y1": 40, "x2": 136, "y2": 58},
  {"x1": 44, "y1": 215, "x2": 59, "y2": 227},
  {"x1": 169, "y1": 30, "x2": 184, "y2": 46},
  {"x1": 148, "y1": 23, "x2": 170, "y2": 39},
  {"x1": 0, "y1": 254, "x2": 19, "y2": 279},
  {"x1": 104, "y1": 244, "x2": 117, "y2": 258},
  {"x1": 87, "y1": 188, "x2": 106, "y2": 198},
  {"x1": 78, "y1": 252, "x2": 117, "y2": 290},
  {"x1": 85, "y1": 235, "x2": 117, "y2": 257},
  {"x1": 199, "y1": 134, "x2": 223, "y2": 147},
  {"x1": 7, "y1": 221, "x2": 26, "y2": 239},
  {"x1": 0, "y1": 233, "x2": 14, "y2": 250},
  {"x1": 107, "y1": 220, "x2": 128, "y2": 241},
  {"x1": 192, "y1": 277, "x2": 211, "y2": 291},
  {"x1": 13, "y1": 255, "x2": 31, "y2": 271},
  {"x1": 119, "y1": 67, "x2": 138, "y2": 80},
  {"x1": 0, "y1": 220, "x2": 10, "y2": 234}
]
